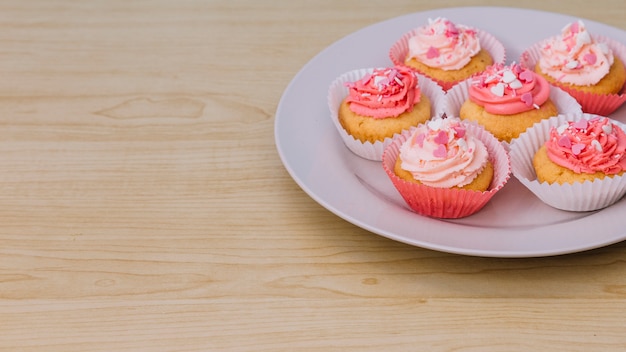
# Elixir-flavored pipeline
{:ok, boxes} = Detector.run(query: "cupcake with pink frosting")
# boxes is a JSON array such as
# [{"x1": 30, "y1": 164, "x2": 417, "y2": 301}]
[
  {"x1": 521, "y1": 20, "x2": 626, "y2": 115},
  {"x1": 510, "y1": 112, "x2": 626, "y2": 211},
  {"x1": 446, "y1": 62, "x2": 581, "y2": 143},
  {"x1": 382, "y1": 117, "x2": 510, "y2": 218},
  {"x1": 390, "y1": 17, "x2": 505, "y2": 90},
  {"x1": 328, "y1": 66, "x2": 445, "y2": 161}
]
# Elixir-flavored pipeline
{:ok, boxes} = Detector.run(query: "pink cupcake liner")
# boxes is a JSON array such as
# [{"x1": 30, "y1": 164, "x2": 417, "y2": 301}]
[
  {"x1": 328, "y1": 68, "x2": 446, "y2": 161},
  {"x1": 382, "y1": 121, "x2": 511, "y2": 219},
  {"x1": 445, "y1": 76, "x2": 582, "y2": 144},
  {"x1": 389, "y1": 28, "x2": 506, "y2": 91},
  {"x1": 520, "y1": 35, "x2": 626, "y2": 116},
  {"x1": 509, "y1": 112, "x2": 626, "y2": 212}
]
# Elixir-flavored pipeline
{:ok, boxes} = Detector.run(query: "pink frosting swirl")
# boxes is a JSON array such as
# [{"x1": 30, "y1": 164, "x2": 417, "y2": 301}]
[
  {"x1": 399, "y1": 117, "x2": 489, "y2": 188},
  {"x1": 407, "y1": 17, "x2": 481, "y2": 71},
  {"x1": 344, "y1": 66, "x2": 421, "y2": 118},
  {"x1": 546, "y1": 117, "x2": 626, "y2": 174},
  {"x1": 538, "y1": 20, "x2": 614, "y2": 86},
  {"x1": 468, "y1": 63, "x2": 551, "y2": 115}
]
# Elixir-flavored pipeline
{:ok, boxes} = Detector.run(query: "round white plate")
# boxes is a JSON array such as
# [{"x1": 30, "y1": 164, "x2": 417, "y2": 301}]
[{"x1": 274, "y1": 6, "x2": 626, "y2": 257}]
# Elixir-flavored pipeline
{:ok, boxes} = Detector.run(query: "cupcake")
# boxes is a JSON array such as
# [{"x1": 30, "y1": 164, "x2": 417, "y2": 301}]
[
  {"x1": 510, "y1": 113, "x2": 626, "y2": 211},
  {"x1": 521, "y1": 20, "x2": 626, "y2": 115},
  {"x1": 382, "y1": 117, "x2": 510, "y2": 218},
  {"x1": 389, "y1": 17, "x2": 505, "y2": 90},
  {"x1": 449, "y1": 62, "x2": 581, "y2": 143},
  {"x1": 328, "y1": 66, "x2": 445, "y2": 161}
]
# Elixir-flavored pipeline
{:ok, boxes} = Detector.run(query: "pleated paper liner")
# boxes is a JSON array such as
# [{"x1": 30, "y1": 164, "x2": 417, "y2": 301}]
[
  {"x1": 520, "y1": 34, "x2": 626, "y2": 116},
  {"x1": 389, "y1": 27, "x2": 506, "y2": 91},
  {"x1": 382, "y1": 121, "x2": 511, "y2": 219},
  {"x1": 509, "y1": 112, "x2": 626, "y2": 212},
  {"x1": 328, "y1": 68, "x2": 446, "y2": 161}
]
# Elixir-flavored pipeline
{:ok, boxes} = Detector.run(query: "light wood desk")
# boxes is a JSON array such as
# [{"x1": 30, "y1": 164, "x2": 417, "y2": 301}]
[{"x1": 2, "y1": 1, "x2": 626, "y2": 350}]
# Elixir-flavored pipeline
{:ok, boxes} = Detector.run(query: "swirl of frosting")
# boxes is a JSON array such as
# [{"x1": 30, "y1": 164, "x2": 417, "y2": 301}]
[
  {"x1": 344, "y1": 66, "x2": 421, "y2": 118},
  {"x1": 407, "y1": 17, "x2": 481, "y2": 71},
  {"x1": 538, "y1": 20, "x2": 614, "y2": 86},
  {"x1": 399, "y1": 117, "x2": 489, "y2": 188},
  {"x1": 546, "y1": 117, "x2": 626, "y2": 174},
  {"x1": 468, "y1": 63, "x2": 551, "y2": 115}
]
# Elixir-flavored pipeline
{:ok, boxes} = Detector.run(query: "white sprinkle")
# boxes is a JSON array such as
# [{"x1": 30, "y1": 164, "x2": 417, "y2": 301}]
[
  {"x1": 576, "y1": 30, "x2": 592, "y2": 46},
  {"x1": 592, "y1": 139, "x2": 602, "y2": 152},
  {"x1": 394, "y1": 76, "x2": 404, "y2": 86},
  {"x1": 509, "y1": 79, "x2": 523, "y2": 89},
  {"x1": 502, "y1": 70, "x2": 517, "y2": 83},
  {"x1": 533, "y1": 103, "x2": 540, "y2": 110},
  {"x1": 565, "y1": 60, "x2": 579, "y2": 69},
  {"x1": 602, "y1": 124, "x2": 613, "y2": 135},
  {"x1": 361, "y1": 93, "x2": 371, "y2": 97}
]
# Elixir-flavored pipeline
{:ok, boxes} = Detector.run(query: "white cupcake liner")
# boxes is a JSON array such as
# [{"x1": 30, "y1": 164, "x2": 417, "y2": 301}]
[
  {"x1": 382, "y1": 120, "x2": 511, "y2": 219},
  {"x1": 389, "y1": 28, "x2": 506, "y2": 90},
  {"x1": 509, "y1": 112, "x2": 626, "y2": 211},
  {"x1": 328, "y1": 68, "x2": 446, "y2": 161},
  {"x1": 445, "y1": 76, "x2": 582, "y2": 145},
  {"x1": 520, "y1": 34, "x2": 626, "y2": 116}
]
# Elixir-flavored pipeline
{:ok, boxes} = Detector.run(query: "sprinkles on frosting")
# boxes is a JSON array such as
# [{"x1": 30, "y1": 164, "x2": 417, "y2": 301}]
[{"x1": 472, "y1": 63, "x2": 541, "y2": 109}]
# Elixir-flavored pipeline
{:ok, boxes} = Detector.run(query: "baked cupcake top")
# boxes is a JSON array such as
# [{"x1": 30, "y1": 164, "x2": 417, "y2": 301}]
[
  {"x1": 538, "y1": 20, "x2": 615, "y2": 86},
  {"x1": 468, "y1": 63, "x2": 551, "y2": 115},
  {"x1": 545, "y1": 116, "x2": 626, "y2": 174},
  {"x1": 399, "y1": 117, "x2": 489, "y2": 188},
  {"x1": 344, "y1": 66, "x2": 421, "y2": 118},
  {"x1": 406, "y1": 17, "x2": 481, "y2": 71}
]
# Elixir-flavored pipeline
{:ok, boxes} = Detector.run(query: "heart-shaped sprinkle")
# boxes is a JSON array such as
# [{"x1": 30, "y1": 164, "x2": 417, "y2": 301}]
[
  {"x1": 519, "y1": 70, "x2": 534, "y2": 83},
  {"x1": 602, "y1": 123, "x2": 613, "y2": 135},
  {"x1": 558, "y1": 136, "x2": 572, "y2": 148},
  {"x1": 592, "y1": 139, "x2": 602, "y2": 152},
  {"x1": 574, "y1": 119, "x2": 588, "y2": 130},
  {"x1": 434, "y1": 130, "x2": 448, "y2": 145},
  {"x1": 584, "y1": 53, "x2": 597, "y2": 65},
  {"x1": 453, "y1": 126, "x2": 466, "y2": 138},
  {"x1": 490, "y1": 83, "x2": 505, "y2": 97},
  {"x1": 565, "y1": 60, "x2": 580, "y2": 69},
  {"x1": 572, "y1": 143, "x2": 586, "y2": 155},
  {"x1": 520, "y1": 92, "x2": 533, "y2": 106},
  {"x1": 433, "y1": 144, "x2": 447, "y2": 158},
  {"x1": 509, "y1": 79, "x2": 523, "y2": 89},
  {"x1": 502, "y1": 70, "x2": 517, "y2": 83},
  {"x1": 426, "y1": 46, "x2": 440, "y2": 59}
]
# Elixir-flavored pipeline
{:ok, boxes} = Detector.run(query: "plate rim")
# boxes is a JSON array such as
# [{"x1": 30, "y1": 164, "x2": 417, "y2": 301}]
[{"x1": 274, "y1": 6, "x2": 626, "y2": 257}]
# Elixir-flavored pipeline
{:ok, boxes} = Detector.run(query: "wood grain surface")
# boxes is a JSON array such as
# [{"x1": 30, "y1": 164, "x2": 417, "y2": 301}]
[{"x1": 2, "y1": 1, "x2": 626, "y2": 351}]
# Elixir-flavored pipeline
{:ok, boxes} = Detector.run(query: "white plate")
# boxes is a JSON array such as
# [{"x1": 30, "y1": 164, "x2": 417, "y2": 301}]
[{"x1": 274, "y1": 6, "x2": 626, "y2": 257}]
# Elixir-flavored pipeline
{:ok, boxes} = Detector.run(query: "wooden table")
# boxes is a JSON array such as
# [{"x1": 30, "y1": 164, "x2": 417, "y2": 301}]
[{"x1": 2, "y1": 1, "x2": 626, "y2": 350}]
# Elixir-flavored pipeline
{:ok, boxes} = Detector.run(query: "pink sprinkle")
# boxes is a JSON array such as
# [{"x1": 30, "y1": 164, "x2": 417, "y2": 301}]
[
  {"x1": 558, "y1": 136, "x2": 572, "y2": 148},
  {"x1": 584, "y1": 53, "x2": 597, "y2": 65},
  {"x1": 446, "y1": 22, "x2": 459, "y2": 37},
  {"x1": 453, "y1": 126, "x2": 466, "y2": 138},
  {"x1": 572, "y1": 143, "x2": 586, "y2": 155},
  {"x1": 434, "y1": 130, "x2": 448, "y2": 145},
  {"x1": 518, "y1": 70, "x2": 534, "y2": 83},
  {"x1": 520, "y1": 92, "x2": 533, "y2": 106},
  {"x1": 574, "y1": 119, "x2": 588, "y2": 130},
  {"x1": 426, "y1": 46, "x2": 440, "y2": 59},
  {"x1": 433, "y1": 144, "x2": 447, "y2": 158}
]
